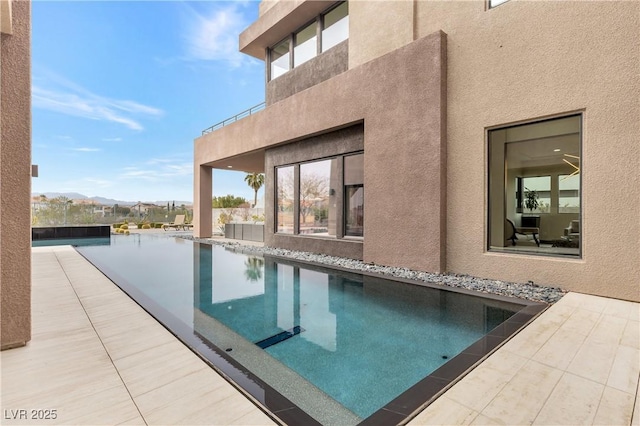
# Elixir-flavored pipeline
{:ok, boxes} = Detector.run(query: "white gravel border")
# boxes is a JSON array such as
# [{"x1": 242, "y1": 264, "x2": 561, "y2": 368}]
[{"x1": 181, "y1": 236, "x2": 566, "y2": 304}]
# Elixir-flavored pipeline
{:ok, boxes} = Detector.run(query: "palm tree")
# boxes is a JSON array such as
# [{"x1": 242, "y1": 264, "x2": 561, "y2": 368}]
[
  {"x1": 244, "y1": 173, "x2": 265, "y2": 208},
  {"x1": 244, "y1": 257, "x2": 264, "y2": 282}
]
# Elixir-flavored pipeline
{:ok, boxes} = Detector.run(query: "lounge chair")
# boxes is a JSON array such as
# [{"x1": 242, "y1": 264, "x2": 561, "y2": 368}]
[
  {"x1": 163, "y1": 214, "x2": 189, "y2": 231},
  {"x1": 506, "y1": 218, "x2": 540, "y2": 247}
]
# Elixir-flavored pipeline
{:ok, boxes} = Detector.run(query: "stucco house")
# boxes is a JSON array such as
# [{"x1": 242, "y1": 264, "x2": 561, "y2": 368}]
[{"x1": 194, "y1": 0, "x2": 639, "y2": 302}]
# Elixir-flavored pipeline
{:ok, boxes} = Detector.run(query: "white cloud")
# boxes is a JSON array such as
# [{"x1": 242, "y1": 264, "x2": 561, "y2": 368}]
[
  {"x1": 102, "y1": 137, "x2": 122, "y2": 142},
  {"x1": 32, "y1": 71, "x2": 163, "y2": 131},
  {"x1": 71, "y1": 147, "x2": 101, "y2": 152},
  {"x1": 182, "y1": 3, "x2": 252, "y2": 68},
  {"x1": 119, "y1": 157, "x2": 193, "y2": 182},
  {"x1": 80, "y1": 178, "x2": 112, "y2": 188}
]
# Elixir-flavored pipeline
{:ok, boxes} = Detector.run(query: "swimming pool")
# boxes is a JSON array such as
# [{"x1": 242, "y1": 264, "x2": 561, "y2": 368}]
[{"x1": 77, "y1": 235, "x2": 545, "y2": 425}]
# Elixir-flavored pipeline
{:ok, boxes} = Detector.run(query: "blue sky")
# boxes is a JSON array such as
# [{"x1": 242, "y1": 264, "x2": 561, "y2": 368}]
[{"x1": 32, "y1": 0, "x2": 265, "y2": 203}]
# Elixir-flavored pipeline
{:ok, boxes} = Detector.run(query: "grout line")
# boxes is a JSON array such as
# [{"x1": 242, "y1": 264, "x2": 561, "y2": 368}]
[{"x1": 53, "y1": 250, "x2": 149, "y2": 426}]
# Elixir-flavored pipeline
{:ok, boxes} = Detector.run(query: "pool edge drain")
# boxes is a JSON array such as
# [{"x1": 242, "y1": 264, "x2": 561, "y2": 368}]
[{"x1": 255, "y1": 326, "x2": 304, "y2": 349}]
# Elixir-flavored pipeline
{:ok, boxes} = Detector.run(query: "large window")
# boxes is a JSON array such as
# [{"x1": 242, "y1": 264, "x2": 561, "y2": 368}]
[
  {"x1": 268, "y1": 2, "x2": 348, "y2": 80},
  {"x1": 299, "y1": 159, "x2": 338, "y2": 236},
  {"x1": 275, "y1": 151, "x2": 363, "y2": 239},
  {"x1": 270, "y1": 39, "x2": 290, "y2": 80},
  {"x1": 558, "y1": 174, "x2": 580, "y2": 213},
  {"x1": 276, "y1": 166, "x2": 294, "y2": 234},
  {"x1": 344, "y1": 154, "x2": 363, "y2": 236},
  {"x1": 488, "y1": 114, "x2": 581, "y2": 256},
  {"x1": 294, "y1": 22, "x2": 317, "y2": 67},
  {"x1": 517, "y1": 176, "x2": 551, "y2": 214},
  {"x1": 321, "y1": 2, "x2": 349, "y2": 52}
]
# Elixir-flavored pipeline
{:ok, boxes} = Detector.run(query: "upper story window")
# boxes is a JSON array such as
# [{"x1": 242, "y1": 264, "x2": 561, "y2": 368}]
[
  {"x1": 268, "y1": 2, "x2": 348, "y2": 81},
  {"x1": 270, "y1": 38, "x2": 290, "y2": 80},
  {"x1": 294, "y1": 22, "x2": 317, "y2": 67},
  {"x1": 322, "y1": 2, "x2": 349, "y2": 52}
]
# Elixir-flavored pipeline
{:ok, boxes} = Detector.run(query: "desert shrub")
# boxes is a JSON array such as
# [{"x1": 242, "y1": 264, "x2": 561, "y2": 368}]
[
  {"x1": 125, "y1": 230, "x2": 130, "y2": 235},
  {"x1": 154, "y1": 223, "x2": 163, "y2": 228},
  {"x1": 113, "y1": 223, "x2": 123, "y2": 229},
  {"x1": 142, "y1": 224, "x2": 151, "y2": 229},
  {"x1": 119, "y1": 224, "x2": 129, "y2": 230}
]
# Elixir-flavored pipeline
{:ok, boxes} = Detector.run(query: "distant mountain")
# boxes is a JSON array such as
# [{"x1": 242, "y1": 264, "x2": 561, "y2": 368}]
[
  {"x1": 31, "y1": 192, "x2": 192, "y2": 206},
  {"x1": 34, "y1": 192, "x2": 88, "y2": 200}
]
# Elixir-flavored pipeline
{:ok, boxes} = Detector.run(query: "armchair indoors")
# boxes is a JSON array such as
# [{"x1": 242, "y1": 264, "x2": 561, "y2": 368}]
[
  {"x1": 506, "y1": 218, "x2": 540, "y2": 247},
  {"x1": 563, "y1": 220, "x2": 580, "y2": 241}
]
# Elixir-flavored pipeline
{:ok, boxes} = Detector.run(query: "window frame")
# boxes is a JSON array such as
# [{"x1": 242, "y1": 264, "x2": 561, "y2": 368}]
[
  {"x1": 486, "y1": 113, "x2": 582, "y2": 257},
  {"x1": 274, "y1": 150, "x2": 364, "y2": 240},
  {"x1": 267, "y1": 1, "x2": 348, "y2": 81}
]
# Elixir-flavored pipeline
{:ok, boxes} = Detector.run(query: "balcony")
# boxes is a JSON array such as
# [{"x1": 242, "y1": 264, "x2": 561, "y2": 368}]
[{"x1": 201, "y1": 102, "x2": 266, "y2": 135}]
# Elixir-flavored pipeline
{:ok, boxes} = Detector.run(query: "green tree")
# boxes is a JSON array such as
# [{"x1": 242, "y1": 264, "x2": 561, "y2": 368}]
[
  {"x1": 212, "y1": 194, "x2": 248, "y2": 208},
  {"x1": 299, "y1": 173, "x2": 328, "y2": 224},
  {"x1": 244, "y1": 173, "x2": 265, "y2": 208},
  {"x1": 244, "y1": 257, "x2": 265, "y2": 282}
]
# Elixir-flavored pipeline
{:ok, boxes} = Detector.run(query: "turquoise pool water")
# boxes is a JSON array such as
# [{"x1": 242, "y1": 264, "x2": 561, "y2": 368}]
[
  {"x1": 77, "y1": 235, "x2": 525, "y2": 424},
  {"x1": 32, "y1": 237, "x2": 111, "y2": 247}
]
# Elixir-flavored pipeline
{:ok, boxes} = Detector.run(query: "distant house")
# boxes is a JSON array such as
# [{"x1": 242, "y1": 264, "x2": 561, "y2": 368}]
[{"x1": 131, "y1": 202, "x2": 161, "y2": 216}]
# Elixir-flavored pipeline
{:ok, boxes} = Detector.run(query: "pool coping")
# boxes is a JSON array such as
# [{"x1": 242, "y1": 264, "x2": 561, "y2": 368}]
[{"x1": 75, "y1": 239, "x2": 548, "y2": 426}]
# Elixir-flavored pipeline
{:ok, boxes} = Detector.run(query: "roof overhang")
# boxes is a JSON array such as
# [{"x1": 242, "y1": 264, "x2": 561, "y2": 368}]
[
  {"x1": 206, "y1": 149, "x2": 266, "y2": 174},
  {"x1": 239, "y1": 0, "x2": 336, "y2": 59}
]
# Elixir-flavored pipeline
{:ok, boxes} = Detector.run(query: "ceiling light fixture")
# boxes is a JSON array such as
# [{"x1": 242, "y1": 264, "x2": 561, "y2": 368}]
[{"x1": 561, "y1": 153, "x2": 580, "y2": 179}]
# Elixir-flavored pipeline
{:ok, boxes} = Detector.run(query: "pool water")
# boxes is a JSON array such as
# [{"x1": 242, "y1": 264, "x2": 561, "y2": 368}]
[
  {"x1": 32, "y1": 237, "x2": 111, "y2": 247},
  {"x1": 77, "y1": 235, "x2": 537, "y2": 424}
]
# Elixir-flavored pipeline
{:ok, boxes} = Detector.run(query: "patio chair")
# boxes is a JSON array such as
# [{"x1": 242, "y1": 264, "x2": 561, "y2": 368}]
[{"x1": 163, "y1": 214, "x2": 187, "y2": 231}]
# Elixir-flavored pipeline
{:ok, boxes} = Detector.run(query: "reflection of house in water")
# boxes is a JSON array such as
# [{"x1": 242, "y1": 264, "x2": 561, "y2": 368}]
[
  {"x1": 190, "y1": 244, "x2": 523, "y2": 420},
  {"x1": 192, "y1": 243, "x2": 518, "y2": 365}
]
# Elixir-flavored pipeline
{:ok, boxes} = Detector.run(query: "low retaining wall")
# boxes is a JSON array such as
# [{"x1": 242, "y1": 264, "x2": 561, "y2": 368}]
[
  {"x1": 32, "y1": 225, "x2": 111, "y2": 240},
  {"x1": 224, "y1": 223, "x2": 264, "y2": 242}
]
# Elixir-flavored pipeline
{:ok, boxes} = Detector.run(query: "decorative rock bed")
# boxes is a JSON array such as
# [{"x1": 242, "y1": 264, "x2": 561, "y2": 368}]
[{"x1": 181, "y1": 236, "x2": 566, "y2": 304}]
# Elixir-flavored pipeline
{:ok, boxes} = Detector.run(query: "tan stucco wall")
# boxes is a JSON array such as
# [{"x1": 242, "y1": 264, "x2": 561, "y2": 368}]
[
  {"x1": 196, "y1": 31, "x2": 447, "y2": 272},
  {"x1": 348, "y1": 0, "x2": 415, "y2": 69},
  {"x1": 1, "y1": 0, "x2": 31, "y2": 349},
  {"x1": 413, "y1": 0, "x2": 639, "y2": 301},
  {"x1": 202, "y1": 0, "x2": 639, "y2": 302}
]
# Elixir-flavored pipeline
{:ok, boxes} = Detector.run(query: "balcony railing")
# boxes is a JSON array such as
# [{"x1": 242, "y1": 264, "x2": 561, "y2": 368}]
[{"x1": 202, "y1": 102, "x2": 266, "y2": 135}]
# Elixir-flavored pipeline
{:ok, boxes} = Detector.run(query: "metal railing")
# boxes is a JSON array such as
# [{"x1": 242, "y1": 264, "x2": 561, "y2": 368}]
[{"x1": 202, "y1": 102, "x2": 266, "y2": 135}]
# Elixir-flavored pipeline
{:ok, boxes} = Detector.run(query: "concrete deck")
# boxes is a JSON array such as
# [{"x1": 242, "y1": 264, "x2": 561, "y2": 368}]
[{"x1": 1, "y1": 245, "x2": 638, "y2": 425}]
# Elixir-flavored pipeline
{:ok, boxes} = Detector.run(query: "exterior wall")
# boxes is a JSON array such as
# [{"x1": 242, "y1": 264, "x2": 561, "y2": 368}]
[
  {"x1": 413, "y1": 0, "x2": 639, "y2": 301},
  {"x1": 199, "y1": 0, "x2": 639, "y2": 302},
  {"x1": 1, "y1": 0, "x2": 31, "y2": 350},
  {"x1": 265, "y1": 124, "x2": 364, "y2": 259},
  {"x1": 348, "y1": 0, "x2": 415, "y2": 69},
  {"x1": 195, "y1": 31, "x2": 447, "y2": 273},
  {"x1": 267, "y1": 40, "x2": 348, "y2": 105}
]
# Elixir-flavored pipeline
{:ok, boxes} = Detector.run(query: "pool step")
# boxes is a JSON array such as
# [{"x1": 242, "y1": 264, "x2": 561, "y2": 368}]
[{"x1": 255, "y1": 326, "x2": 304, "y2": 349}]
